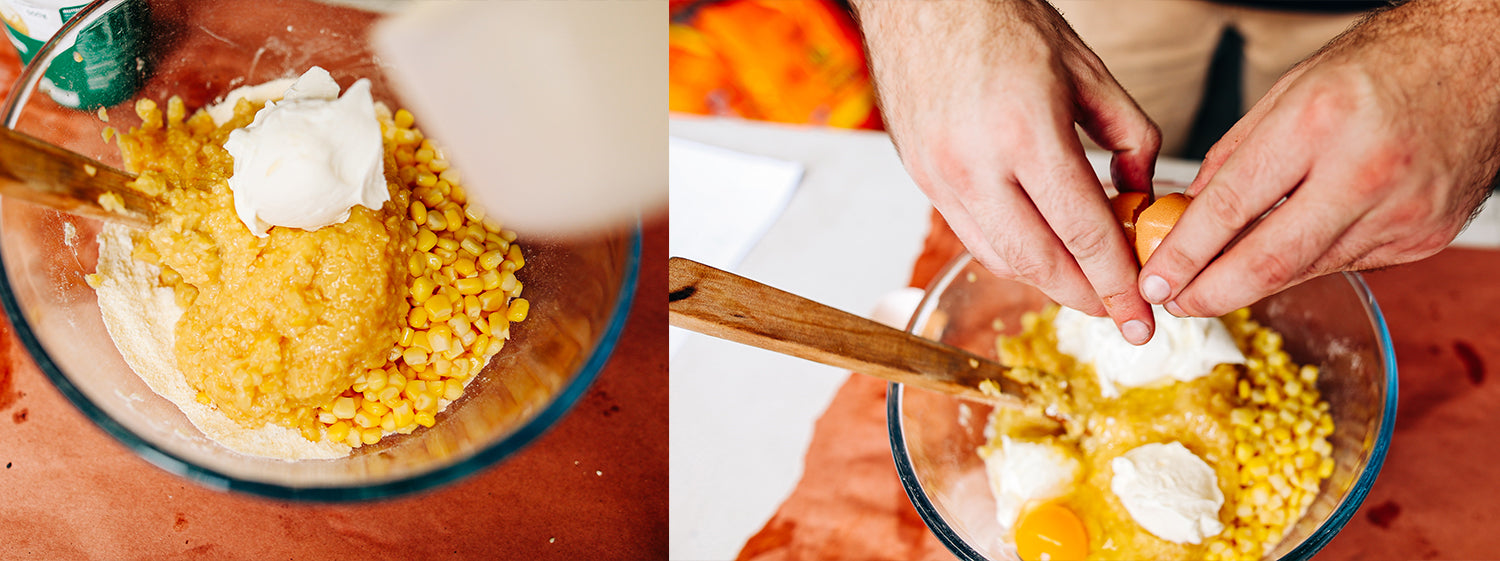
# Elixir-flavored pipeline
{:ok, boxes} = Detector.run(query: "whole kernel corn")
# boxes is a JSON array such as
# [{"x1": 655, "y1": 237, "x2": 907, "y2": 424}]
[
  {"x1": 272, "y1": 108, "x2": 531, "y2": 451},
  {"x1": 507, "y1": 298, "x2": 530, "y2": 323}
]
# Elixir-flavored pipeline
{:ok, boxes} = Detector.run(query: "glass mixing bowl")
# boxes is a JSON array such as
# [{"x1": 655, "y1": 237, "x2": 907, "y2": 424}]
[
  {"x1": 0, "y1": 0, "x2": 639, "y2": 500},
  {"x1": 889, "y1": 253, "x2": 1396, "y2": 560}
]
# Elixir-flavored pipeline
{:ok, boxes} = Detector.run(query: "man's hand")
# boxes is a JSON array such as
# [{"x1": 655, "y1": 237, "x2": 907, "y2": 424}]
[
  {"x1": 855, "y1": 0, "x2": 1162, "y2": 344},
  {"x1": 1139, "y1": 0, "x2": 1500, "y2": 317}
]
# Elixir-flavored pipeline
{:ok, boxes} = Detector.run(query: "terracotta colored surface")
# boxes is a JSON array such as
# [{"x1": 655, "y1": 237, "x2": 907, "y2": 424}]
[
  {"x1": 0, "y1": 35, "x2": 666, "y2": 554},
  {"x1": 740, "y1": 209, "x2": 1500, "y2": 560}
]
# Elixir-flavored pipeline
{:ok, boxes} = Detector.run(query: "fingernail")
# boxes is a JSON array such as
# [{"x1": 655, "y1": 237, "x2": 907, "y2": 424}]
[
  {"x1": 1141, "y1": 275, "x2": 1170, "y2": 304},
  {"x1": 1165, "y1": 301, "x2": 1186, "y2": 317},
  {"x1": 1121, "y1": 320, "x2": 1150, "y2": 345}
]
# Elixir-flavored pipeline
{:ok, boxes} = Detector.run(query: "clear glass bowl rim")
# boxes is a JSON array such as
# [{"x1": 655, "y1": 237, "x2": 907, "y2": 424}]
[
  {"x1": 0, "y1": 0, "x2": 644, "y2": 501},
  {"x1": 886, "y1": 252, "x2": 1399, "y2": 560}
]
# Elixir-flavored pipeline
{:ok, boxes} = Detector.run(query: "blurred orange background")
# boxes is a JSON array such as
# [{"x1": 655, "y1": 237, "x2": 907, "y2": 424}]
[{"x1": 669, "y1": 0, "x2": 882, "y2": 131}]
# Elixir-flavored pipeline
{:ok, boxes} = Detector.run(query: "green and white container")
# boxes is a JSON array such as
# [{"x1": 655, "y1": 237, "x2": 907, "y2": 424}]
[{"x1": 0, "y1": 0, "x2": 147, "y2": 110}]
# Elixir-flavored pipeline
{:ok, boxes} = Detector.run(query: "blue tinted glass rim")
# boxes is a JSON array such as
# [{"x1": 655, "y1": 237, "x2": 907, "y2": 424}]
[
  {"x1": 1278, "y1": 271, "x2": 1397, "y2": 560},
  {"x1": 0, "y1": 226, "x2": 639, "y2": 501},
  {"x1": 886, "y1": 254, "x2": 1397, "y2": 560},
  {"x1": 887, "y1": 253, "x2": 988, "y2": 560}
]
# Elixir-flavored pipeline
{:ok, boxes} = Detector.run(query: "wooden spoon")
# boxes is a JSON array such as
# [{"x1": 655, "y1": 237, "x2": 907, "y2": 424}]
[
  {"x1": 0, "y1": 127, "x2": 153, "y2": 228},
  {"x1": 669, "y1": 257, "x2": 1034, "y2": 406}
]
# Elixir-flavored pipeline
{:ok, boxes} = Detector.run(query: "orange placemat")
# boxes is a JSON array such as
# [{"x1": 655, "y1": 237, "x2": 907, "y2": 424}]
[{"x1": 740, "y1": 209, "x2": 1500, "y2": 560}]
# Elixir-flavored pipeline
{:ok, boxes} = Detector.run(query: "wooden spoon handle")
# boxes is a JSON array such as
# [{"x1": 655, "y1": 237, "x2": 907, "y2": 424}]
[
  {"x1": 0, "y1": 127, "x2": 153, "y2": 228},
  {"x1": 668, "y1": 257, "x2": 1031, "y2": 404}
]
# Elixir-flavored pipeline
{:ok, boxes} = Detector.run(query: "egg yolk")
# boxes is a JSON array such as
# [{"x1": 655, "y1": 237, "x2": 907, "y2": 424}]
[{"x1": 1014, "y1": 501, "x2": 1089, "y2": 561}]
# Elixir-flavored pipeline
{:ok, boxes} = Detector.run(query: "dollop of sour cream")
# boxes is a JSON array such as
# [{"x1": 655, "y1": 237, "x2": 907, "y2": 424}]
[
  {"x1": 223, "y1": 66, "x2": 387, "y2": 237},
  {"x1": 1110, "y1": 442, "x2": 1226, "y2": 544},
  {"x1": 1053, "y1": 305, "x2": 1245, "y2": 398}
]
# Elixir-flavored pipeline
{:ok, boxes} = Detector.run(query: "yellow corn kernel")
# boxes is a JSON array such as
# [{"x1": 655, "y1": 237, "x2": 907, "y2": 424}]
[
  {"x1": 318, "y1": 411, "x2": 338, "y2": 424},
  {"x1": 361, "y1": 427, "x2": 382, "y2": 445},
  {"x1": 481, "y1": 216, "x2": 503, "y2": 234},
  {"x1": 392, "y1": 402, "x2": 415, "y2": 428},
  {"x1": 415, "y1": 147, "x2": 435, "y2": 164},
  {"x1": 354, "y1": 409, "x2": 379, "y2": 429},
  {"x1": 424, "y1": 296, "x2": 454, "y2": 321},
  {"x1": 464, "y1": 202, "x2": 486, "y2": 223},
  {"x1": 362, "y1": 371, "x2": 387, "y2": 393},
  {"x1": 331, "y1": 396, "x2": 358, "y2": 420},
  {"x1": 450, "y1": 184, "x2": 468, "y2": 205},
  {"x1": 506, "y1": 244, "x2": 525, "y2": 269},
  {"x1": 488, "y1": 337, "x2": 506, "y2": 355},
  {"x1": 415, "y1": 411, "x2": 437, "y2": 428},
  {"x1": 378, "y1": 386, "x2": 402, "y2": 405},
  {"x1": 394, "y1": 108, "x2": 415, "y2": 128},
  {"x1": 434, "y1": 246, "x2": 457, "y2": 265},
  {"x1": 464, "y1": 294, "x2": 483, "y2": 319},
  {"x1": 428, "y1": 329, "x2": 452, "y2": 354},
  {"x1": 409, "y1": 200, "x2": 428, "y2": 224},
  {"x1": 486, "y1": 268, "x2": 513, "y2": 292},
  {"x1": 471, "y1": 272, "x2": 500, "y2": 295},
  {"x1": 1270, "y1": 426, "x2": 1292, "y2": 444},
  {"x1": 1248, "y1": 483, "x2": 1270, "y2": 506},
  {"x1": 459, "y1": 240, "x2": 485, "y2": 261},
  {"x1": 444, "y1": 208, "x2": 463, "y2": 232},
  {"x1": 361, "y1": 399, "x2": 390, "y2": 417},
  {"x1": 410, "y1": 276, "x2": 438, "y2": 303},
  {"x1": 436, "y1": 237, "x2": 460, "y2": 253},
  {"x1": 426, "y1": 210, "x2": 448, "y2": 231},
  {"x1": 477, "y1": 250, "x2": 504, "y2": 277},
  {"x1": 444, "y1": 378, "x2": 465, "y2": 401},
  {"x1": 408, "y1": 330, "x2": 431, "y2": 353},
  {"x1": 415, "y1": 171, "x2": 438, "y2": 188},
  {"x1": 380, "y1": 412, "x2": 397, "y2": 432},
  {"x1": 439, "y1": 168, "x2": 461, "y2": 185},
  {"x1": 403, "y1": 346, "x2": 429, "y2": 366},
  {"x1": 454, "y1": 257, "x2": 478, "y2": 278},
  {"x1": 507, "y1": 298, "x2": 530, "y2": 322},
  {"x1": 325, "y1": 421, "x2": 351, "y2": 443},
  {"x1": 1300, "y1": 364, "x2": 1319, "y2": 384},
  {"x1": 408, "y1": 306, "x2": 429, "y2": 329},
  {"x1": 414, "y1": 227, "x2": 439, "y2": 252},
  {"x1": 449, "y1": 316, "x2": 473, "y2": 338},
  {"x1": 456, "y1": 277, "x2": 485, "y2": 295},
  {"x1": 1234, "y1": 442, "x2": 1253, "y2": 463},
  {"x1": 412, "y1": 391, "x2": 437, "y2": 412}
]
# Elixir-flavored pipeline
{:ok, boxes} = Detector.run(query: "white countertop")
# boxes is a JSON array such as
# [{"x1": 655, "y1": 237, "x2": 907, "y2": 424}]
[{"x1": 667, "y1": 115, "x2": 1500, "y2": 561}]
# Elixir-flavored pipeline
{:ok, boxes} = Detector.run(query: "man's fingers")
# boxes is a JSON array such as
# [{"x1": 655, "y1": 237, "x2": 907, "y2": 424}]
[
  {"x1": 1019, "y1": 134, "x2": 1155, "y2": 344},
  {"x1": 1138, "y1": 110, "x2": 1315, "y2": 307},
  {"x1": 1166, "y1": 174, "x2": 1364, "y2": 317},
  {"x1": 1188, "y1": 60, "x2": 1312, "y2": 197},
  {"x1": 1073, "y1": 62, "x2": 1162, "y2": 195},
  {"x1": 915, "y1": 149, "x2": 1110, "y2": 318}
]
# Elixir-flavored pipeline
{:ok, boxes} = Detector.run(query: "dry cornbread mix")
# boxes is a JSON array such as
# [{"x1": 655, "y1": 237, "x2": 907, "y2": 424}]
[
  {"x1": 979, "y1": 306, "x2": 1335, "y2": 561},
  {"x1": 87, "y1": 68, "x2": 531, "y2": 460}
]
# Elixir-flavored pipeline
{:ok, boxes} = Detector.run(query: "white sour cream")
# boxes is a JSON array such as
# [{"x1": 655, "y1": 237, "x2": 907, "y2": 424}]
[
  {"x1": 1053, "y1": 306, "x2": 1245, "y2": 398},
  {"x1": 223, "y1": 66, "x2": 388, "y2": 237}
]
